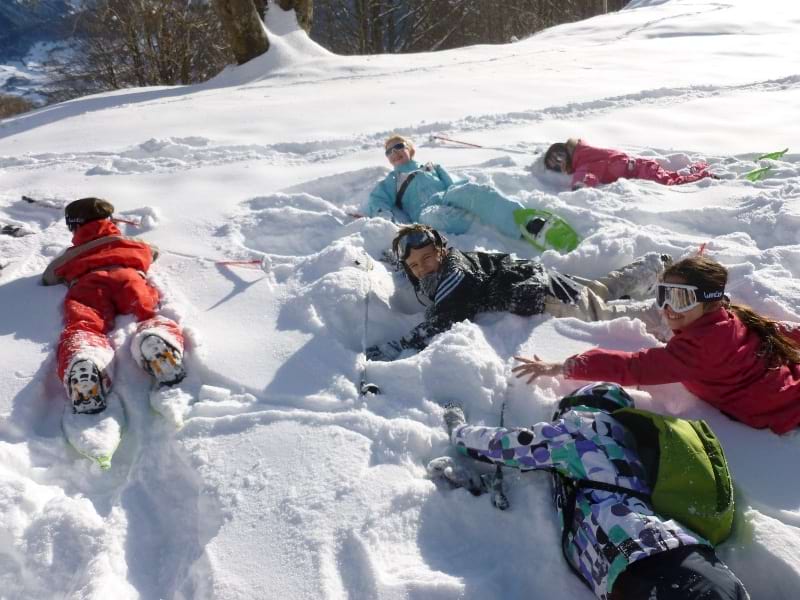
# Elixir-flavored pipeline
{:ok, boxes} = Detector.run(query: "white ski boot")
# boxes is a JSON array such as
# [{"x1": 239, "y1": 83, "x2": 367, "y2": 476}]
[
  {"x1": 140, "y1": 334, "x2": 186, "y2": 386},
  {"x1": 67, "y1": 360, "x2": 108, "y2": 414},
  {"x1": 603, "y1": 253, "x2": 673, "y2": 301}
]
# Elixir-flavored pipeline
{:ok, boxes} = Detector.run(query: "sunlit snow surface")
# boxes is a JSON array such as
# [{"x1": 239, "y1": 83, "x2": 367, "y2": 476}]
[{"x1": 1, "y1": 1, "x2": 800, "y2": 598}]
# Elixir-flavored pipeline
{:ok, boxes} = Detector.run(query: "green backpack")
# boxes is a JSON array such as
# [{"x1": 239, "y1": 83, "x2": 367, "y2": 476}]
[
  {"x1": 556, "y1": 383, "x2": 735, "y2": 545},
  {"x1": 612, "y1": 408, "x2": 735, "y2": 545}
]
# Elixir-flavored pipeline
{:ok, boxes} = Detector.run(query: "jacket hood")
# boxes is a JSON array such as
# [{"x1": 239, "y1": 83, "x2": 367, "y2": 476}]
[{"x1": 71, "y1": 219, "x2": 121, "y2": 245}]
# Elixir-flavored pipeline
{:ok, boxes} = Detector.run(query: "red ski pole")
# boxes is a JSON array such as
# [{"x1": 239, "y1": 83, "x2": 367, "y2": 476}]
[
  {"x1": 432, "y1": 135, "x2": 484, "y2": 149},
  {"x1": 431, "y1": 134, "x2": 533, "y2": 156}
]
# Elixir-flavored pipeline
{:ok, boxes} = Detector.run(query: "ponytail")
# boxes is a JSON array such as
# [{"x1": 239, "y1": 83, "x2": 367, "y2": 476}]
[{"x1": 728, "y1": 302, "x2": 800, "y2": 367}]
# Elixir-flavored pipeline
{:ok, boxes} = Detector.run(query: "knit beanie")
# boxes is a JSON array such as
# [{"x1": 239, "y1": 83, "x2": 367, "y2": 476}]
[{"x1": 64, "y1": 197, "x2": 114, "y2": 231}]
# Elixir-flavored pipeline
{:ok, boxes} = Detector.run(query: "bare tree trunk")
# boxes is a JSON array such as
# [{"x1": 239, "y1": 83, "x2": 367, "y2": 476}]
[
  {"x1": 253, "y1": 0, "x2": 267, "y2": 19},
  {"x1": 213, "y1": 0, "x2": 270, "y2": 65},
  {"x1": 277, "y1": 0, "x2": 313, "y2": 32}
]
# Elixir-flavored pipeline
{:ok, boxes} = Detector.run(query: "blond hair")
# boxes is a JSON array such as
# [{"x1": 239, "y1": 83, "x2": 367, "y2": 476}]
[{"x1": 384, "y1": 134, "x2": 415, "y2": 158}]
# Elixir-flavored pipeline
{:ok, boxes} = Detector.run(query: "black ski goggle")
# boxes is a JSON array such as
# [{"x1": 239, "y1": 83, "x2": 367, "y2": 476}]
[
  {"x1": 385, "y1": 142, "x2": 408, "y2": 156},
  {"x1": 395, "y1": 229, "x2": 435, "y2": 261},
  {"x1": 655, "y1": 283, "x2": 725, "y2": 313},
  {"x1": 545, "y1": 149, "x2": 568, "y2": 171}
]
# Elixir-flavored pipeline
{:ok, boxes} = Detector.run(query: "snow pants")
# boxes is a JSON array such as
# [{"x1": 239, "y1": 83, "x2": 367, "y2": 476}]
[
  {"x1": 544, "y1": 273, "x2": 666, "y2": 339},
  {"x1": 627, "y1": 158, "x2": 713, "y2": 186},
  {"x1": 610, "y1": 545, "x2": 749, "y2": 600},
  {"x1": 417, "y1": 182, "x2": 524, "y2": 239},
  {"x1": 56, "y1": 268, "x2": 184, "y2": 393}
]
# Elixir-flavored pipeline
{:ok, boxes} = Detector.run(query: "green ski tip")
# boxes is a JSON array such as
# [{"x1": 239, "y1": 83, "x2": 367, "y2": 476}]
[
  {"x1": 756, "y1": 148, "x2": 789, "y2": 161},
  {"x1": 96, "y1": 455, "x2": 112, "y2": 470},
  {"x1": 513, "y1": 208, "x2": 580, "y2": 254},
  {"x1": 743, "y1": 167, "x2": 771, "y2": 182}
]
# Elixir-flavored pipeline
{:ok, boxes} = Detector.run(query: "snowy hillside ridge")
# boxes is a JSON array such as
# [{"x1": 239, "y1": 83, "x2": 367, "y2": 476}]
[{"x1": 1, "y1": 0, "x2": 800, "y2": 599}]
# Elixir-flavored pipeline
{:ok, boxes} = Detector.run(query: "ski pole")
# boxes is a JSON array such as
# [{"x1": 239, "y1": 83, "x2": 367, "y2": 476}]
[
  {"x1": 21, "y1": 195, "x2": 141, "y2": 227},
  {"x1": 214, "y1": 258, "x2": 264, "y2": 266},
  {"x1": 432, "y1": 135, "x2": 484, "y2": 149},
  {"x1": 431, "y1": 134, "x2": 533, "y2": 156},
  {"x1": 490, "y1": 400, "x2": 510, "y2": 510},
  {"x1": 355, "y1": 253, "x2": 381, "y2": 396}
]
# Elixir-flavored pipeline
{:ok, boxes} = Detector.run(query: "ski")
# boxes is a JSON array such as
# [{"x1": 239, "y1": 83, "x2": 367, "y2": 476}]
[
  {"x1": 61, "y1": 392, "x2": 127, "y2": 469},
  {"x1": 514, "y1": 208, "x2": 580, "y2": 254}
]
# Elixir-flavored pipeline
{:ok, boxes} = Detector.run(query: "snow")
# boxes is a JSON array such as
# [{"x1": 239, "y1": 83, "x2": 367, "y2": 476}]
[{"x1": 0, "y1": 1, "x2": 799, "y2": 598}]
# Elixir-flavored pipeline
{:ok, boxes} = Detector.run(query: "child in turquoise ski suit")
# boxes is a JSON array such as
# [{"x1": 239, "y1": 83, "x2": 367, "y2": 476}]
[{"x1": 366, "y1": 134, "x2": 526, "y2": 239}]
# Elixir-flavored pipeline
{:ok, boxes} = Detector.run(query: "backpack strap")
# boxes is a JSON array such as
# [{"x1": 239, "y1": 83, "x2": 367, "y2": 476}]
[
  {"x1": 554, "y1": 472, "x2": 653, "y2": 594},
  {"x1": 554, "y1": 473, "x2": 593, "y2": 591},
  {"x1": 573, "y1": 478, "x2": 652, "y2": 504},
  {"x1": 395, "y1": 172, "x2": 418, "y2": 210}
]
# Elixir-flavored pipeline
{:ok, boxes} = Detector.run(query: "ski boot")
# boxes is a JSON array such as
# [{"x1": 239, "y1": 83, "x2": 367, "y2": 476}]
[
  {"x1": 442, "y1": 402, "x2": 466, "y2": 437},
  {"x1": 514, "y1": 209, "x2": 580, "y2": 254},
  {"x1": 140, "y1": 334, "x2": 186, "y2": 386},
  {"x1": 604, "y1": 253, "x2": 673, "y2": 301},
  {"x1": 67, "y1": 360, "x2": 108, "y2": 414}
]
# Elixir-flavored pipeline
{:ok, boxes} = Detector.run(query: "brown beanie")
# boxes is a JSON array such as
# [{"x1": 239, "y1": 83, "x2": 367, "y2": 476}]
[{"x1": 64, "y1": 197, "x2": 115, "y2": 231}]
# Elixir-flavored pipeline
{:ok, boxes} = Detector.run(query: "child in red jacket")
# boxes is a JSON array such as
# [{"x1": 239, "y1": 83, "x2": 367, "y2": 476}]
[
  {"x1": 543, "y1": 139, "x2": 716, "y2": 190},
  {"x1": 512, "y1": 255, "x2": 800, "y2": 434},
  {"x1": 43, "y1": 198, "x2": 186, "y2": 414}
]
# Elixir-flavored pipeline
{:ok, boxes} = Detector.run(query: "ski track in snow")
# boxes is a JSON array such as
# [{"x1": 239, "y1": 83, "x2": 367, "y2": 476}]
[{"x1": 2, "y1": 74, "x2": 799, "y2": 175}]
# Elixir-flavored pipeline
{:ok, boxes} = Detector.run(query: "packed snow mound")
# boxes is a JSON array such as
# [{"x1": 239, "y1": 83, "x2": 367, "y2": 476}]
[
  {"x1": 1, "y1": 0, "x2": 800, "y2": 598},
  {"x1": 207, "y1": 4, "x2": 331, "y2": 88}
]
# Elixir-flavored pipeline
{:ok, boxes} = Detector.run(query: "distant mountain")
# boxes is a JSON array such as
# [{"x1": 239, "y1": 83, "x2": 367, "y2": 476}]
[{"x1": 0, "y1": 0, "x2": 74, "y2": 61}]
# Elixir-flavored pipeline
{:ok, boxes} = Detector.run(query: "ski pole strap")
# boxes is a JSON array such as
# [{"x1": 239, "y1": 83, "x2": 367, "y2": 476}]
[{"x1": 395, "y1": 172, "x2": 417, "y2": 210}]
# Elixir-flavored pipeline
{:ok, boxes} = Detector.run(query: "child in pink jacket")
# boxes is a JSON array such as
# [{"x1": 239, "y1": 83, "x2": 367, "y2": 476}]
[
  {"x1": 512, "y1": 255, "x2": 800, "y2": 435},
  {"x1": 544, "y1": 139, "x2": 716, "y2": 190}
]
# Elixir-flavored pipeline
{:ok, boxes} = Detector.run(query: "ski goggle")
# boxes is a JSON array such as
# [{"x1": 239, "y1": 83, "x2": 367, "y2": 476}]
[
  {"x1": 655, "y1": 283, "x2": 726, "y2": 313},
  {"x1": 395, "y1": 229, "x2": 436, "y2": 261},
  {"x1": 385, "y1": 142, "x2": 408, "y2": 156}
]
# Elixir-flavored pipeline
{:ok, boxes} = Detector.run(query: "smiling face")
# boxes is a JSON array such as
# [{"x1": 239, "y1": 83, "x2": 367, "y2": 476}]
[
  {"x1": 385, "y1": 137, "x2": 413, "y2": 167},
  {"x1": 404, "y1": 244, "x2": 443, "y2": 280},
  {"x1": 660, "y1": 274, "x2": 706, "y2": 331}
]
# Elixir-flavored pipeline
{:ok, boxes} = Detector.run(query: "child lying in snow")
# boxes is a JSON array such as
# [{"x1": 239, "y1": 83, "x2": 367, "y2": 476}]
[
  {"x1": 430, "y1": 383, "x2": 749, "y2": 600},
  {"x1": 43, "y1": 197, "x2": 186, "y2": 414},
  {"x1": 365, "y1": 224, "x2": 668, "y2": 361},
  {"x1": 513, "y1": 255, "x2": 800, "y2": 435},
  {"x1": 367, "y1": 134, "x2": 545, "y2": 242},
  {"x1": 543, "y1": 138, "x2": 716, "y2": 190}
]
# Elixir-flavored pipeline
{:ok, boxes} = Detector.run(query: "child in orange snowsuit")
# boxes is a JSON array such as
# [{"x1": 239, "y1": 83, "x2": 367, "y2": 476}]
[{"x1": 43, "y1": 197, "x2": 185, "y2": 414}]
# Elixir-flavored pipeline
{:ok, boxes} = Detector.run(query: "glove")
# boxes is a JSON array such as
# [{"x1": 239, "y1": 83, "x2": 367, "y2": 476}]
[
  {"x1": 365, "y1": 341, "x2": 402, "y2": 362},
  {"x1": 426, "y1": 456, "x2": 483, "y2": 493}
]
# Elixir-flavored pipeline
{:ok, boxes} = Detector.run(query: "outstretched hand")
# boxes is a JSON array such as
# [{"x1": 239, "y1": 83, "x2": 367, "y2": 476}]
[{"x1": 512, "y1": 355, "x2": 564, "y2": 384}]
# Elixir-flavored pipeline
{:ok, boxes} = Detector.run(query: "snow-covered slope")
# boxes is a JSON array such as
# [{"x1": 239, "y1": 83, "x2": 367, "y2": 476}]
[{"x1": 1, "y1": 2, "x2": 799, "y2": 598}]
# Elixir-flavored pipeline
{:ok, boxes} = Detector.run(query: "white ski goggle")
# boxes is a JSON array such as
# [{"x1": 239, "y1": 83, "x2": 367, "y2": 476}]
[{"x1": 655, "y1": 283, "x2": 725, "y2": 313}]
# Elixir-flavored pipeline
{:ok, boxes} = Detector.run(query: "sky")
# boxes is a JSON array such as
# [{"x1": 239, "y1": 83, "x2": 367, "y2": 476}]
[{"x1": 1, "y1": 1, "x2": 799, "y2": 598}]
